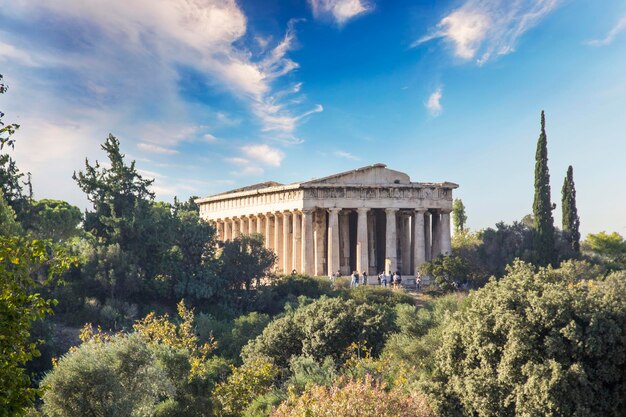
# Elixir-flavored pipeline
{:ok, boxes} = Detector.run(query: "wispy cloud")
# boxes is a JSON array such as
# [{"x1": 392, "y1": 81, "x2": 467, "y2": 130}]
[
  {"x1": 309, "y1": 0, "x2": 373, "y2": 25},
  {"x1": 426, "y1": 87, "x2": 443, "y2": 117},
  {"x1": 586, "y1": 15, "x2": 626, "y2": 46},
  {"x1": 414, "y1": 0, "x2": 559, "y2": 64},
  {"x1": 137, "y1": 142, "x2": 179, "y2": 155},
  {"x1": 334, "y1": 150, "x2": 360, "y2": 160}
]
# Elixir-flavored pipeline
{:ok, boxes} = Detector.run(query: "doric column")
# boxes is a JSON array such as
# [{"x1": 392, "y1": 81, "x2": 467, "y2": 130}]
[
  {"x1": 217, "y1": 220, "x2": 224, "y2": 241},
  {"x1": 440, "y1": 209, "x2": 452, "y2": 255},
  {"x1": 431, "y1": 211, "x2": 441, "y2": 257},
  {"x1": 367, "y1": 212, "x2": 376, "y2": 274},
  {"x1": 224, "y1": 219, "x2": 232, "y2": 241},
  {"x1": 339, "y1": 211, "x2": 350, "y2": 275},
  {"x1": 241, "y1": 217, "x2": 249, "y2": 235},
  {"x1": 400, "y1": 213, "x2": 411, "y2": 275},
  {"x1": 301, "y1": 209, "x2": 314, "y2": 275},
  {"x1": 327, "y1": 208, "x2": 341, "y2": 277},
  {"x1": 265, "y1": 213, "x2": 273, "y2": 249},
  {"x1": 274, "y1": 212, "x2": 283, "y2": 270},
  {"x1": 292, "y1": 211, "x2": 302, "y2": 272},
  {"x1": 314, "y1": 210, "x2": 326, "y2": 276},
  {"x1": 232, "y1": 217, "x2": 240, "y2": 239},
  {"x1": 283, "y1": 211, "x2": 292, "y2": 273},
  {"x1": 256, "y1": 215, "x2": 264, "y2": 235},
  {"x1": 356, "y1": 208, "x2": 369, "y2": 275},
  {"x1": 424, "y1": 212, "x2": 432, "y2": 261},
  {"x1": 413, "y1": 210, "x2": 427, "y2": 273},
  {"x1": 385, "y1": 208, "x2": 398, "y2": 274}
]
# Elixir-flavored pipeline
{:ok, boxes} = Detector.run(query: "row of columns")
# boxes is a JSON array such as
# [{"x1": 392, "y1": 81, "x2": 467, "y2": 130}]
[{"x1": 215, "y1": 208, "x2": 451, "y2": 276}]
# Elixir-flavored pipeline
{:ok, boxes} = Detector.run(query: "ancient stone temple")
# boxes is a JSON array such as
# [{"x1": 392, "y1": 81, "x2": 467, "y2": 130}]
[{"x1": 196, "y1": 164, "x2": 458, "y2": 277}]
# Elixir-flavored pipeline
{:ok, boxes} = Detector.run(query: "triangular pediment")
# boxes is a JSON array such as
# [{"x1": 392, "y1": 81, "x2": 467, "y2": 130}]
[{"x1": 302, "y1": 163, "x2": 411, "y2": 186}]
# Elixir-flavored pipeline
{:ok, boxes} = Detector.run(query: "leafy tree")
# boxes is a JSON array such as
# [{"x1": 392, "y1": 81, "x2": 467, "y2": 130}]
[
  {"x1": 419, "y1": 255, "x2": 472, "y2": 292},
  {"x1": 0, "y1": 153, "x2": 30, "y2": 216},
  {"x1": 532, "y1": 110, "x2": 556, "y2": 266},
  {"x1": 429, "y1": 260, "x2": 626, "y2": 417},
  {"x1": 0, "y1": 238, "x2": 72, "y2": 416},
  {"x1": 272, "y1": 375, "x2": 435, "y2": 417},
  {"x1": 0, "y1": 190, "x2": 22, "y2": 236},
  {"x1": 452, "y1": 198, "x2": 467, "y2": 234},
  {"x1": 582, "y1": 231, "x2": 626, "y2": 271},
  {"x1": 561, "y1": 165, "x2": 580, "y2": 253},
  {"x1": 24, "y1": 199, "x2": 82, "y2": 242},
  {"x1": 219, "y1": 234, "x2": 276, "y2": 291},
  {"x1": 213, "y1": 357, "x2": 279, "y2": 417},
  {"x1": 0, "y1": 74, "x2": 20, "y2": 150},
  {"x1": 477, "y1": 221, "x2": 534, "y2": 277}
]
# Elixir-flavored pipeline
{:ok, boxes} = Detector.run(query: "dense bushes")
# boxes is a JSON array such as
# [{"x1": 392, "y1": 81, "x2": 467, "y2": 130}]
[{"x1": 429, "y1": 260, "x2": 626, "y2": 417}]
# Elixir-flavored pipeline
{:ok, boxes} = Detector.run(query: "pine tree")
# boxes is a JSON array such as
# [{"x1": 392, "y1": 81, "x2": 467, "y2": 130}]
[
  {"x1": 561, "y1": 165, "x2": 580, "y2": 253},
  {"x1": 532, "y1": 111, "x2": 556, "y2": 266}
]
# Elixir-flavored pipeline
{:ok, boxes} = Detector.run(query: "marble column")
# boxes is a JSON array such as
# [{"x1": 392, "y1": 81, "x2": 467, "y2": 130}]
[
  {"x1": 292, "y1": 211, "x2": 302, "y2": 273},
  {"x1": 400, "y1": 213, "x2": 411, "y2": 275},
  {"x1": 431, "y1": 211, "x2": 441, "y2": 258},
  {"x1": 283, "y1": 211, "x2": 292, "y2": 273},
  {"x1": 224, "y1": 219, "x2": 232, "y2": 241},
  {"x1": 217, "y1": 221, "x2": 224, "y2": 241},
  {"x1": 265, "y1": 213, "x2": 273, "y2": 249},
  {"x1": 367, "y1": 212, "x2": 376, "y2": 274},
  {"x1": 302, "y1": 209, "x2": 314, "y2": 275},
  {"x1": 385, "y1": 208, "x2": 398, "y2": 274},
  {"x1": 440, "y1": 209, "x2": 452, "y2": 255},
  {"x1": 274, "y1": 213, "x2": 283, "y2": 270},
  {"x1": 314, "y1": 210, "x2": 326, "y2": 276},
  {"x1": 232, "y1": 217, "x2": 240, "y2": 239},
  {"x1": 413, "y1": 210, "x2": 427, "y2": 273},
  {"x1": 256, "y1": 215, "x2": 264, "y2": 235},
  {"x1": 241, "y1": 217, "x2": 249, "y2": 235},
  {"x1": 327, "y1": 208, "x2": 341, "y2": 277},
  {"x1": 424, "y1": 211, "x2": 431, "y2": 261},
  {"x1": 356, "y1": 208, "x2": 369, "y2": 275},
  {"x1": 339, "y1": 211, "x2": 350, "y2": 275}
]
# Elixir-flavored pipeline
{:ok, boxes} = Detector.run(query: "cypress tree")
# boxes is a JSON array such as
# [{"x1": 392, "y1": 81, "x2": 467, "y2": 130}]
[
  {"x1": 561, "y1": 165, "x2": 580, "y2": 253},
  {"x1": 532, "y1": 111, "x2": 556, "y2": 266}
]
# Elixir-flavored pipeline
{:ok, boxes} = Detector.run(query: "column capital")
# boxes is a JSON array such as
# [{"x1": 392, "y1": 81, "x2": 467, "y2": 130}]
[
  {"x1": 328, "y1": 207, "x2": 342, "y2": 213},
  {"x1": 439, "y1": 209, "x2": 452, "y2": 214},
  {"x1": 356, "y1": 207, "x2": 370, "y2": 214},
  {"x1": 385, "y1": 208, "x2": 399, "y2": 215},
  {"x1": 415, "y1": 208, "x2": 428, "y2": 214},
  {"x1": 301, "y1": 208, "x2": 314, "y2": 215}
]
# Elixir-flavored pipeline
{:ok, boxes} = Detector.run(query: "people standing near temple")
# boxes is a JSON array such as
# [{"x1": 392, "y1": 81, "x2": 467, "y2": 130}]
[
  {"x1": 351, "y1": 271, "x2": 359, "y2": 288},
  {"x1": 416, "y1": 272, "x2": 422, "y2": 291},
  {"x1": 361, "y1": 271, "x2": 368, "y2": 286},
  {"x1": 382, "y1": 273, "x2": 387, "y2": 287},
  {"x1": 392, "y1": 271, "x2": 399, "y2": 288},
  {"x1": 377, "y1": 271, "x2": 382, "y2": 286},
  {"x1": 396, "y1": 272, "x2": 402, "y2": 288}
]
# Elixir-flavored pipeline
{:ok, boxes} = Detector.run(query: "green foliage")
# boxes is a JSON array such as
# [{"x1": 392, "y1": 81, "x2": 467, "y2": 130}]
[
  {"x1": 252, "y1": 274, "x2": 336, "y2": 315},
  {"x1": 219, "y1": 234, "x2": 277, "y2": 291},
  {"x1": 343, "y1": 284, "x2": 415, "y2": 306},
  {"x1": 477, "y1": 221, "x2": 534, "y2": 277},
  {"x1": 0, "y1": 237, "x2": 72, "y2": 417},
  {"x1": 532, "y1": 110, "x2": 556, "y2": 266},
  {"x1": 0, "y1": 74, "x2": 20, "y2": 150},
  {"x1": 213, "y1": 358, "x2": 279, "y2": 417},
  {"x1": 429, "y1": 260, "x2": 626, "y2": 417},
  {"x1": 242, "y1": 296, "x2": 397, "y2": 369},
  {"x1": 24, "y1": 199, "x2": 82, "y2": 242},
  {"x1": 452, "y1": 198, "x2": 467, "y2": 234},
  {"x1": 0, "y1": 190, "x2": 22, "y2": 236},
  {"x1": 582, "y1": 231, "x2": 626, "y2": 271},
  {"x1": 286, "y1": 355, "x2": 337, "y2": 393},
  {"x1": 272, "y1": 375, "x2": 435, "y2": 417},
  {"x1": 419, "y1": 255, "x2": 471, "y2": 292},
  {"x1": 561, "y1": 165, "x2": 580, "y2": 253}
]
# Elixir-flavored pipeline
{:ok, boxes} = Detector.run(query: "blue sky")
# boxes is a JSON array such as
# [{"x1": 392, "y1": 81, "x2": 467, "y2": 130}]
[{"x1": 1, "y1": 0, "x2": 625, "y2": 236}]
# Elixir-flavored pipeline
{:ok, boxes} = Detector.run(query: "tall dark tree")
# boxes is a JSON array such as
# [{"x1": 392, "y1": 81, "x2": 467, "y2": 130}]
[
  {"x1": 561, "y1": 165, "x2": 580, "y2": 254},
  {"x1": 532, "y1": 111, "x2": 556, "y2": 266}
]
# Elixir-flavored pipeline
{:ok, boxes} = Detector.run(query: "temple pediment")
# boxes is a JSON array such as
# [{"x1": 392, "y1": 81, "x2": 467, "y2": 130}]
[{"x1": 302, "y1": 163, "x2": 411, "y2": 186}]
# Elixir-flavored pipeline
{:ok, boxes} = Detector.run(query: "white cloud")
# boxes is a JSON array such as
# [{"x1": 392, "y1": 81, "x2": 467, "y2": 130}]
[
  {"x1": 225, "y1": 157, "x2": 249, "y2": 165},
  {"x1": 414, "y1": 0, "x2": 559, "y2": 64},
  {"x1": 309, "y1": 0, "x2": 372, "y2": 25},
  {"x1": 203, "y1": 133, "x2": 219, "y2": 143},
  {"x1": 137, "y1": 142, "x2": 179, "y2": 155},
  {"x1": 334, "y1": 150, "x2": 360, "y2": 160},
  {"x1": 0, "y1": 41, "x2": 39, "y2": 67},
  {"x1": 230, "y1": 165, "x2": 265, "y2": 177},
  {"x1": 586, "y1": 15, "x2": 626, "y2": 46},
  {"x1": 426, "y1": 87, "x2": 443, "y2": 117},
  {"x1": 241, "y1": 144, "x2": 285, "y2": 167}
]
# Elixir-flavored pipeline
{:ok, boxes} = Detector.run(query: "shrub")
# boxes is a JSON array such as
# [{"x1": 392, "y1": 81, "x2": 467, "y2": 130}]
[
  {"x1": 272, "y1": 375, "x2": 435, "y2": 417},
  {"x1": 429, "y1": 260, "x2": 626, "y2": 416}
]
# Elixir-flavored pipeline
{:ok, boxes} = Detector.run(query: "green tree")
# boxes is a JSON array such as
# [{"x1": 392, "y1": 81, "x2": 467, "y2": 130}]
[
  {"x1": 419, "y1": 255, "x2": 472, "y2": 292},
  {"x1": 0, "y1": 190, "x2": 22, "y2": 236},
  {"x1": 219, "y1": 234, "x2": 277, "y2": 291},
  {"x1": 452, "y1": 199, "x2": 467, "y2": 234},
  {"x1": 24, "y1": 199, "x2": 82, "y2": 242},
  {"x1": 429, "y1": 260, "x2": 626, "y2": 417},
  {"x1": 0, "y1": 74, "x2": 20, "y2": 150},
  {"x1": 532, "y1": 110, "x2": 556, "y2": 266},
  {"x1": 583, "y1": 231, "x2": 626, "y2": 271},
  {"x1": 561, "y1": 166, "x2": 580, "y2": 254},
  {"x1": 477, "y1": 221, "x2": 534, "y2": 277},
  {"x1": 0, "y1": 237, "x2": 72, "y2": 416}
]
